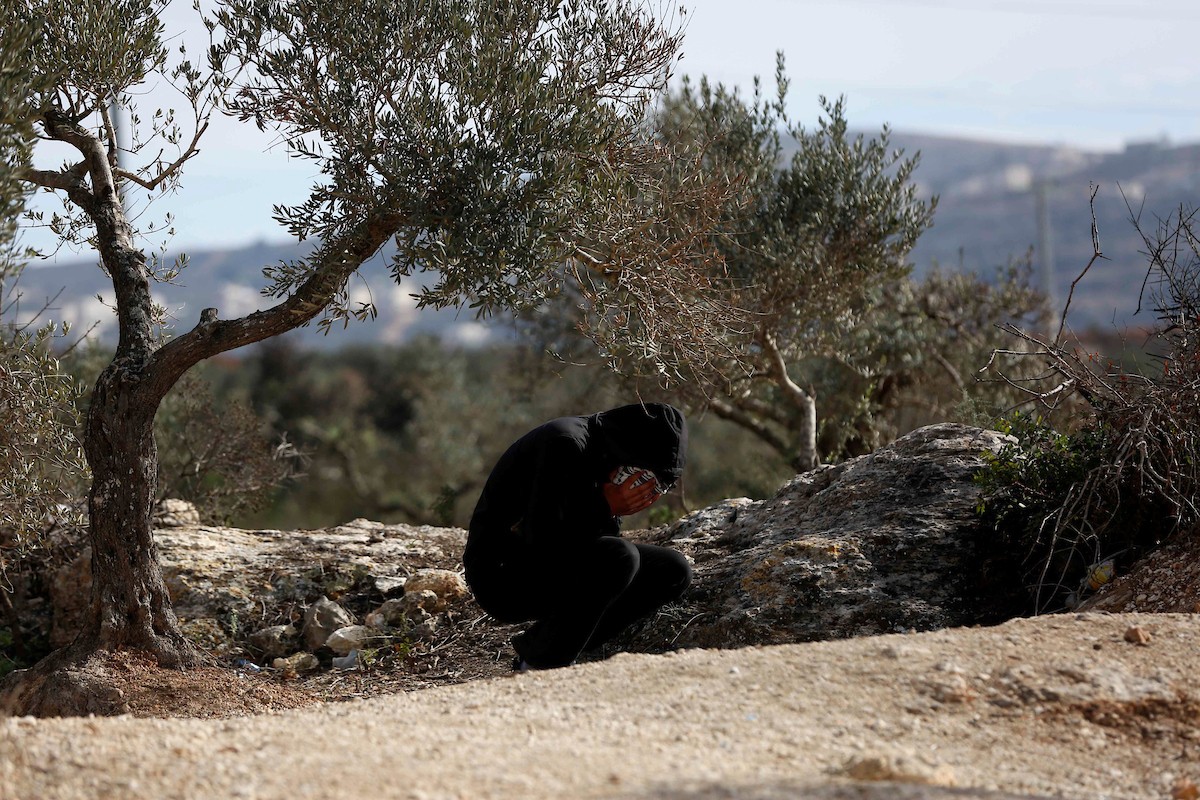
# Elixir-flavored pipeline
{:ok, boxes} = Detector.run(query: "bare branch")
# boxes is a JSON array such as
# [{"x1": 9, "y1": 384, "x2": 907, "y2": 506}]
[
  {"x1": 147, "y1": 207, "x2": 404, "y2": 393},
  {"x1": 114, "y1": 119, "x2": 209, "y2": 192},
  {"x1": 1056, "y1": 183, "x2": 1103, "y2": 344},
  {"x1": 40, "y1": 110, "x2": 115, "y2": 204},
  {"x1": 707, "y1": 396, "x2": 791, "y2": 456},
  {"x1": 761, "y1": 333, "x2": 813, "y2": 408},
  {"x1": 19, "y1": 164, "x2": 86, "y2": 192}
]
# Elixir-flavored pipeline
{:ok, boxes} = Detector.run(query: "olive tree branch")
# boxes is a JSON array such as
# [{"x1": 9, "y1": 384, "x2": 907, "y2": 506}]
[{"x1": 113, "y1": 119, "x2": 209, "y2": 192}]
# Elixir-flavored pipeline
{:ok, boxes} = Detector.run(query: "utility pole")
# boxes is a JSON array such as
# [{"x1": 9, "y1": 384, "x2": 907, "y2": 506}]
[
  {"x1": 1035, "y1": 179, "x2": 1058, "y2": 335},
  {"x1": 109, "y1": 98, "x2": 126, "y2": 204}
]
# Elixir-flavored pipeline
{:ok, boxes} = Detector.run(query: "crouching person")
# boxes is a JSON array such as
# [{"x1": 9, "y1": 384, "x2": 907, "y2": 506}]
[{"x1": 463, "y1": 403, "x2": 692, "y2": 670}]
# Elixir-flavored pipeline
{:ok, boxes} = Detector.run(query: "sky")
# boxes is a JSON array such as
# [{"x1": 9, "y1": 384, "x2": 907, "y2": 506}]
[{"x1": 22, "y1": 0, "x2": 1200, "y2": 256}]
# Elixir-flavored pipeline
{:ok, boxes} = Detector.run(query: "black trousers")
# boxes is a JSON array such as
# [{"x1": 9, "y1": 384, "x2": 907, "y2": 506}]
[{"x1": 465, "y1": 536, "x2": 692, "y2": 669}]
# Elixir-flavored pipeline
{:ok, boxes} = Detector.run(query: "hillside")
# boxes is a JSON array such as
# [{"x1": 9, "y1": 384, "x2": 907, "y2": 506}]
[
  {"x1": 890, "y1": 132, "x2": 1200, "y2": 331},
  {"x1": 13, "y1": 131, "x2": 1199, "y2": 347}
]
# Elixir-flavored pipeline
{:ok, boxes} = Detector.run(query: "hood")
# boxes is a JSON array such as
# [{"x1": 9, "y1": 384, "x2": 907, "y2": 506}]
[{"x1": 588, "y1": 403, "x2": 688, "y2": 485}]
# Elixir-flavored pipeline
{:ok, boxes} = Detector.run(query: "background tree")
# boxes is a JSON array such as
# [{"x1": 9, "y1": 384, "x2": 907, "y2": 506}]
[
  {"x1": 632, "y1": 62, "x2": 936, "y2": 470},
  {"x1": 529, "y1": 57, "x2": 1049, "y2": 470},
  {"x1": 801, "y1": 261, "x2": 1048, "y2": 461},
  {"x1": 530, "y1": 59, "x2": 933, "y2": 470},
  {"x1": 4, "y1": 0, "x2": 743, "y2": 710}
]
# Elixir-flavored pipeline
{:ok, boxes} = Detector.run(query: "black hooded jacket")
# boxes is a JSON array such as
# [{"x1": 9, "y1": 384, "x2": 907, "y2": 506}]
[{"x1": 463, "y1": 403, "x2": 687, "y2": 567}]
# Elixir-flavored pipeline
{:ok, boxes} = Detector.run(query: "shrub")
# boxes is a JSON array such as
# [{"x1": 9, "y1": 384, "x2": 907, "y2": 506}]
[
  {"x1": 0, "y1": 323, "x2": 88, "y2": 578},
  {"x1": 974, "y1": 412, "x2": 1167, "y2": 613},
  {"x1": 978, "y1": 201, "x2": 1200, "y2": 612},
  {"x1": 154, "y1": 371, "x2": 305, "y2": 525}
]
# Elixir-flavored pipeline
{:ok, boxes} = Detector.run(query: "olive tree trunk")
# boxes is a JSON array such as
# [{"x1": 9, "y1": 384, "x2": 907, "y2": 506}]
[
  {"x1": 79, "y1": 361, "x2": 195, "y2": 665},
  {"x1": 58, "y1": 135, "x2": 202, "y2": 665}
]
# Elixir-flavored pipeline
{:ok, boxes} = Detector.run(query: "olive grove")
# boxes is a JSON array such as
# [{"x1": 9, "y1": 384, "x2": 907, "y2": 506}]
[{"x1": 1, "y1": 0, "x2": 741, "y2": 711}]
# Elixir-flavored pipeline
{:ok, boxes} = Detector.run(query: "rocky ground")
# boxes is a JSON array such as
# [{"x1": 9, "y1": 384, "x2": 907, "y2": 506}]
[
  {"x1": 3, "y1": 424, "x2": 1199, "y2": 798},
  {"x1": 2, "y1": 613, "x2": 1199, "y2": 799}
]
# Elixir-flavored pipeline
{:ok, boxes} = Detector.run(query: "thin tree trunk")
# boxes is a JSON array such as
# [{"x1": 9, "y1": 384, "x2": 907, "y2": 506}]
[
  {"x1": 762, "y1": 335, "x2": 819, "y2": 471},
  {"x1": 792, "y1": 391, "x2": 818, "y2": 472},
  {"x1": 26, "y1": 108, "x2": 203, "y2": 665}
]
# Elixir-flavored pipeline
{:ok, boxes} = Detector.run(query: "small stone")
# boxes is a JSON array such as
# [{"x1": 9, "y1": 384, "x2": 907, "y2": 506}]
[
  {"x1": 272, "y1": 652, "x2": 320, "y2": 673},
  {"x1": 1124, "y1": 625, "x2": 1152, "y2": 646},
  {"x1": 365, "y1": 597, "x2": 411, "y2": 629},
  {"x1": 400, "y1": 590, "x2": 438, "y2": 619},
  {"x1": 404, "y1": 569, "x2": 468, "y2": 610},
  {"x1": 331, "y1": 650, "x2": 360, "y2": 670},
  {"x1": 246, "y1": 624, "x2": 299, "y2": 660},
  {"x1": 925, "y1": 674, "x2": 974, "y2": 704},
  {"x1": 374, "y1": 575, "x2": 407, "y2": 596},
  {"x1": 154, "y1": 498, "x2": 201, "y2": 527},
  {"x1": 302, "y1": 597, "x2": 356, "y2": 651},
  {"x1": 325, "y1": 625, "x2": 376, "y2": 655},
  {"x1": 840, "y1": 752, "x2": 957, "y2": 786},
  {"x1": 411, "y1": 616, "x2": 439, "y2": 640}
]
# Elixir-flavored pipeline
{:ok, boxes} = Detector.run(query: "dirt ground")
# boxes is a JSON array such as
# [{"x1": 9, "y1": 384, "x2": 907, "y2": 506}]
[{"x1": 2, "y1": 612, "x2": 1198, "y2": 800}]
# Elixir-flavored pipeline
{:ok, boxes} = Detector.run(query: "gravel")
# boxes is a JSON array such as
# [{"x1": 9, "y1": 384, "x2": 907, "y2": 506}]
[{"x1": 2, "y1": 612, "x2": 1197, "y2": 800}]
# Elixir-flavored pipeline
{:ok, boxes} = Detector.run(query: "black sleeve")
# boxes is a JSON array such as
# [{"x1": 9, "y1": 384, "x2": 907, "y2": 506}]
[{"x1": 515, "y1": 434, "x2": 615, "y2": 546}]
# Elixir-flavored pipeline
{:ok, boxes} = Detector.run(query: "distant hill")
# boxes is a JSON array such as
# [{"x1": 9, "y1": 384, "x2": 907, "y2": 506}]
[
  {"x1": 14, "y1": 131, "x2": 1199, "y2": 348},
  {"x1": 12, "y1": 241, "x2": 501, "y2": 351},
  {"x1": 886, "y1": 131, "x2": 1200, "y2": 330}
]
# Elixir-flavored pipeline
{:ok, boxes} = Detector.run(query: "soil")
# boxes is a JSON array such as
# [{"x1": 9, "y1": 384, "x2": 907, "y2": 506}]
[{"x1": 2, "y1": 611, "x2": 1199, "y2": 800}]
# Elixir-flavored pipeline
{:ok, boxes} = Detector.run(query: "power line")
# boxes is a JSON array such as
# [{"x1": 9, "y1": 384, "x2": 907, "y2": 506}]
[{"x1": 791, "y1": 0, "x2": 1200, "y2": 22}]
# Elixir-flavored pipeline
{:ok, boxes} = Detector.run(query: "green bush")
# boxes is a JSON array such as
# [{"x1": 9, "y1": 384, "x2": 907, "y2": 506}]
[{"x1": 974, "y1": 412, "x2": 1163, "y2": 613}]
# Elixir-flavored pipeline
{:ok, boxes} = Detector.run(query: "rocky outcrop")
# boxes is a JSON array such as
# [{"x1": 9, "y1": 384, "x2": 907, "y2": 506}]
[
  {"x1": 49, "y1": 515, "x2": 471, "y2": 661},
  {"x1": 623, "y1": 423, "x2": 1017, "y2": 651},
  {"x1": 45, "y1": 424, "x2": 1019, "y2": 669}
]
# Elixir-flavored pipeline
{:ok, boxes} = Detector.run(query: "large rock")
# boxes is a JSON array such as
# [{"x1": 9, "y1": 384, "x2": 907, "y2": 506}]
[{"x1": 628, "y1": 423, "x2": 1016, "y2": 650}]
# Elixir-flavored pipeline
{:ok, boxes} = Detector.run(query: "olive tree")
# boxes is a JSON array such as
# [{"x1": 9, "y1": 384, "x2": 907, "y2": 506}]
[
  {"x1": 3, "y1": 0, "x2": 736, "y2": 710},
  {"x1": 557, "y1": 58, "x2": 936, "y2": 470},
  {"x1": 533, "y1": 58, "x2": 1049, "y2": 471}
]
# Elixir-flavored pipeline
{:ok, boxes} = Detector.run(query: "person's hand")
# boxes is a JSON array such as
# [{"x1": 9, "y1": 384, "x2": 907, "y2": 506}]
[{"x1": 603, "y1": 467, "x2": 661, "y2": 516}]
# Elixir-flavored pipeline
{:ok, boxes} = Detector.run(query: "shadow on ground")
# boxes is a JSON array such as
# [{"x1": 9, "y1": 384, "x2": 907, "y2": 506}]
[{"x1": 637, "y1": 782, "x2": 1051, "y2": 800}]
